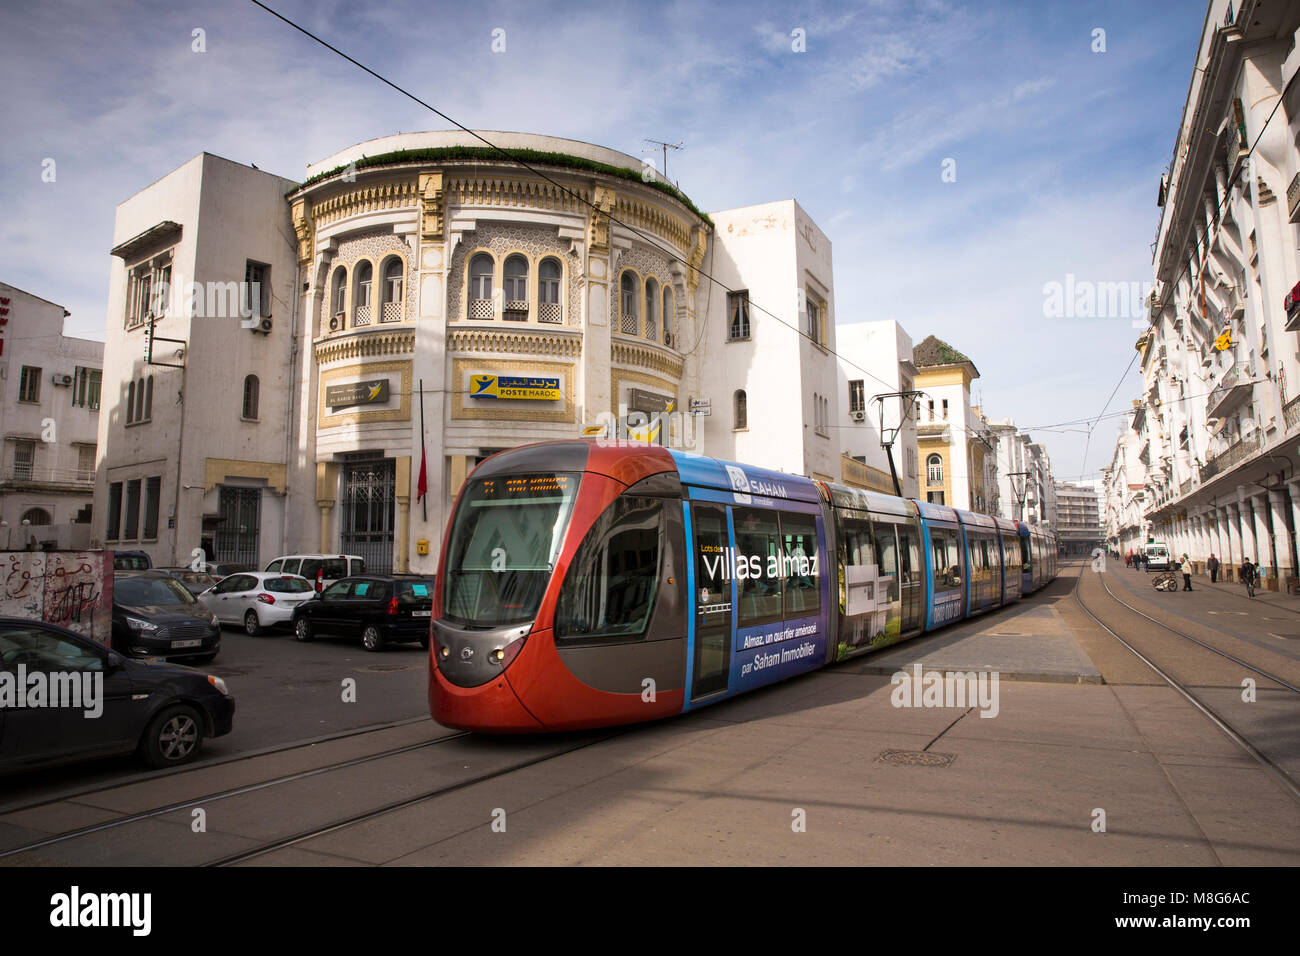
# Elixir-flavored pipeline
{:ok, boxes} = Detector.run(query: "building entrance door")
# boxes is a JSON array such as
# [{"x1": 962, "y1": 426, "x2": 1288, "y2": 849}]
[
  {"x1": 216, "y1": 487, "x2": 261, "y2": 567},
  {"x1": 341, "y1": 456, "x2": 395, "y2": 573}
]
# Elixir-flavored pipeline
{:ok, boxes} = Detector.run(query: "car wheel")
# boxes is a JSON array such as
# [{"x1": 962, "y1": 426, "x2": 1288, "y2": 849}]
[
  {"x1": 295, "y1": 617, "x2": 313, "y2": 642},
  {"x1": 139, "y1": 704, "x2": 205, "y2": 768},
  {"x1": 244, "y1": 609, "x2": 261, "y2": 636},
  {"x1": 362, "y1": 625, "x2": 385, "y2": 652}
]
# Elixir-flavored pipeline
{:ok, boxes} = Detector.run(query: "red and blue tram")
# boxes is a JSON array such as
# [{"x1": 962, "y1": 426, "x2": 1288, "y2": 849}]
[{"x1": 428, "y1": 441, "x2": 1058, "y2": 732}]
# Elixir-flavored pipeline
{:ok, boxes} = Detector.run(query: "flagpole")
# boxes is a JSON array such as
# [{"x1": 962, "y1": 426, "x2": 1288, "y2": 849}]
[{"x1": 419, "y1": 378, "x2": 427, "y2": 522}]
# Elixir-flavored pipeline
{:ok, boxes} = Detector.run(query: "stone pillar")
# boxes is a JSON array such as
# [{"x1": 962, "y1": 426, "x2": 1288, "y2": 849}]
[
  {"x1": 1254, "y1": 492, "x2": 1275, "y2": 587},
  {"x1": 1225, "y1": 503, "x2": 1241, "y2": 579},
  {"x1": 395, "y1": 455, "x2": 411, "y2": 574},
  {"x1": 316, "y1": 461, "x2": 340, "y2": 553},
  {"x1": 1237, "y1": 495, "x2": 1256, "y2": 570},
  {"x1": 1269, "y1": 488, "x2": 1294, "y2": 589}
]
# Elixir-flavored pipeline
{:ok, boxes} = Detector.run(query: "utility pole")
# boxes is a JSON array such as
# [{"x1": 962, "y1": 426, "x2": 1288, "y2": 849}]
[
  {"x1": 871, "y1": 389, "x2": 926, "y2": 498},
  {"x1": 642, "y1": 138, "x2": 683, "y2": 181}
]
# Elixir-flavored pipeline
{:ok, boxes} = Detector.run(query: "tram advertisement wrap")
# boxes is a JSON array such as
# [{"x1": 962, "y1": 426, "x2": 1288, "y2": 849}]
[{"x1": 733, "y1": 615, "x2": 825, "y2": 688}]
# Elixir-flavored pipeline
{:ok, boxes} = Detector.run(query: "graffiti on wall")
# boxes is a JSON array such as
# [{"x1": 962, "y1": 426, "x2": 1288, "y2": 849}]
[{"x1": 0, "y1": 551, "x2": 112, "y2": 644}]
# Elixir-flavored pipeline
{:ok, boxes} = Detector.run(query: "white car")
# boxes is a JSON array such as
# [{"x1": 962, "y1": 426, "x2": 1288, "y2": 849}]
[
  {"x1": 198, "y1": 572, "x2": 317, "y2": 635},
  {"x1": 263, "y1": 554, "x2": 365, "y2": 591}
]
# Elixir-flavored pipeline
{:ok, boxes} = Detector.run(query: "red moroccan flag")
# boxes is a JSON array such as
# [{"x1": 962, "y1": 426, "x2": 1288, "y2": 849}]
[{"x1": 417, "y1": 445, "x2": 428, "y2": 503}]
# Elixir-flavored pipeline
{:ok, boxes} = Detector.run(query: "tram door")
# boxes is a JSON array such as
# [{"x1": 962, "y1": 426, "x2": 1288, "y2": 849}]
[
  {"x1": 896, "y1": 522, "x2": 924, "y2": 634},
  {"x1": 691, "y1": 503, "x2": 732, "y2": 699}
]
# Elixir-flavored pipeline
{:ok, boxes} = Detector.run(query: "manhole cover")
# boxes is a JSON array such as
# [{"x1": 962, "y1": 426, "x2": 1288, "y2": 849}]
[{"x1": 875, "y1": 750, "x2": 955, "y2": 768}]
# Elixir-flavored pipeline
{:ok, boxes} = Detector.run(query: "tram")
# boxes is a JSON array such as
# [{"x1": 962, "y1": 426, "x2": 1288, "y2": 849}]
[{"x1": 428, "y1": 441, "x2": 1057, "y2": 732}]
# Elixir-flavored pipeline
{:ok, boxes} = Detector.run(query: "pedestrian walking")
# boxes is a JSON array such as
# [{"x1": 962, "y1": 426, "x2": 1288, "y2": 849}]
[
  {"x1": 1125, "y1": 552, "x2": 1132, "y2": 568},
  {"x1": 1241, "y1": 558, "x2": 1257, "y2": 597},
  {"x1": 1142, "y1": 552, "x2": 1149, "y2": 572},
  {"x1": 1180, "y1": 553, "x2": 1192, "y2": 591},
  {"x1": 1207, "y1": 553, "x2": 1219, "y2": 583}
]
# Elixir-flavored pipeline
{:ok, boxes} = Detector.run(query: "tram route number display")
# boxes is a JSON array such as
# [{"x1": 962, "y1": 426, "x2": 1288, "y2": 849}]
[{"x1": 477, "y1": 474, "x2": 575, "y2": 499}]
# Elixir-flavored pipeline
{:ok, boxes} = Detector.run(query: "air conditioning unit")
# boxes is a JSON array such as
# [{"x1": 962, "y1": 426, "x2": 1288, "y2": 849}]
[
  {"x1": 329, "y1": 316, "x2": 340, "y2": 332},
  {"x1": 850, "y1": 410, "x2": 865, "y2": 422},
  {"x1": 52, "y1": 373, "x2": 73, "y2": 386},
  {"x1": 252, "y1": 318, "x2": 273, "y2": 335},
  {"x1": 664, "y1": 332, "x2": 674, "y2": 348}
]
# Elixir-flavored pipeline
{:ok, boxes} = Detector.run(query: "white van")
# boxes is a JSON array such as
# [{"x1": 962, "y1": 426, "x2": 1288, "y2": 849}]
[
  {"x1": 264, "y1": 554, "x2": 365, "y2": 589},
  {"x1": 1143, "y1": 543, "x2": 1171, "y2": 571}
]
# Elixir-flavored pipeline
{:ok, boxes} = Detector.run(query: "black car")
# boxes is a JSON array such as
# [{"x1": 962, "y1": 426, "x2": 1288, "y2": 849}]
[
  {"x1": 0, "y1": 618, "x2": 235, "y2": 772},
  {"x1": 113, "y1": 550, "x2": 152, "y2": 571},
  {"x1": 112, "y1": 570, "x2": 222, "y2": 662},
  {"x1": 292, "y1": 575, "x2": 434, "y2": 651},
  {"x1": 155, "y1": 567, "x2": 221, "y2": 597}
]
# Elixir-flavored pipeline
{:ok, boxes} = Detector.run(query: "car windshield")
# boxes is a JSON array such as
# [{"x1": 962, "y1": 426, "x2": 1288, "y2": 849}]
[
  {"x1": 117, "y1": 576, "x2": 197, "y2": 606},
  {"x1": 443, "y1": 473, "x2": 580, "y2": 626},
  {"x1": 115, "y1": 555, "x2": 150, "y2": 570},
  {"x1": 300, "y1": 558, "x2": 346, "y2": 580},
  {"x1": 265, "y1": 576, "x2": 312, "y2": 593}
]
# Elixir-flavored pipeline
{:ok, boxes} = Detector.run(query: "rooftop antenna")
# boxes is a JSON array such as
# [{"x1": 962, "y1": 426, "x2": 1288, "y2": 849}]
[{"x1": 642, "y1": 138, "x2": 683, "y2": 181}]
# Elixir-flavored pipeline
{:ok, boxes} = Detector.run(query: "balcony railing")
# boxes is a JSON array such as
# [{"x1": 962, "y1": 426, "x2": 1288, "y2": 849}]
[
  {"x1": 1207, "y1": 364, "x2": 1252, "y2": 419},
  {"x1": 1286, "y1": 393, "x2": 1300, "y2": 432},
  {"x1": 1201, "y1": 430, "x2": 1263, "y2": 482},
  {"x1": 1, "y1": 465, "x2": 95, "y2": 486}
]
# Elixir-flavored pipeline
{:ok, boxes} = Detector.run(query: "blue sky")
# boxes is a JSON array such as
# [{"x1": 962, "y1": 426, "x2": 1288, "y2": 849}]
[{"x1": 0, "y1": 0, "x2": 1208, "y2": 480}]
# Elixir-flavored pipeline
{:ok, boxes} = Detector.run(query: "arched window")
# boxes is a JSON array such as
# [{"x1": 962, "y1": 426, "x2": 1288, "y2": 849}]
[
  {"x1": 331, "y1": 267, "x2": 347, "y2": 330},
  {"x1": 353, "y1": 260, "x2": 373, "y2": 326},
  {"x1": 144, "y1": 376, "x2": 153, "y2": 421},
  {"x1": 469, "y1": 253, "x2": 494, "y2": 319},
  {"x1": 243, "y1": 374, "x2": 260, "y2": 420},
  {"x1": 927, "y1": 454, "x2": 943, "y2": 486},
  {"x1": 381, "y1": 257, "x2": 403, "y2": 322},
  {"x1": 135, "y1": 377, "x2": 146, "y2": 422},
  {"x1": 539, "y1": 257, "x2": 562, "y2": 324},
  {"x1": 504, "y1": 255, "x2": 529, "y2": 320},
  {"x1": 127, "y1": 380, "x2": 136, "y2": 424},
  {"x1": 645, "y1": 278, "x2": 659, "y2": 342},
  {"x1": 21, "y1": 508, "x2": 52, "y2": 527},
  {"x1": 734, "y1": 390, "x2": 747, "y2": 430},
  {"x1": 663, "y1": 287, "x2": 674, "y2": 346},
  {"x1": 620, "y1": 271, "x2": 639, "y2": 334}
]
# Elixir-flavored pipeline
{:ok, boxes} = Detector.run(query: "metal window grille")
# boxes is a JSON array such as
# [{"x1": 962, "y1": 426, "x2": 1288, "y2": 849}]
[
  {"x1": 382, "y1": 301, "x2": 402, "y2": 322},
  {"x1": 340, "y1": 457, "x2": 395, "y2": 573},
  {"x1": 469, "y1": 298, "x2": 494, "y2": 319},
  {"x1": 539, "y1": 302, "x2": 563, "y2": 324},
  {"x1": 215, "y1": 486, "x2": 261, "y2": 566}
]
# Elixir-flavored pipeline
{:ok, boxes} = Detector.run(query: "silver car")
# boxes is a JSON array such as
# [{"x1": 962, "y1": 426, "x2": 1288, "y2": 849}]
[{"x1": 198, "y1": 572, "x2": 316, "y2": 635}]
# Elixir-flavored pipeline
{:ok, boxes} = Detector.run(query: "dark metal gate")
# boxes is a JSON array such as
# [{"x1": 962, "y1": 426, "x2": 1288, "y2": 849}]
[
  {"x1": 341, "y1": 456, "x2": 395, "y2": 573},
  {"x1": 216, "y1": 486, "x2": 261, "y2": 567}
]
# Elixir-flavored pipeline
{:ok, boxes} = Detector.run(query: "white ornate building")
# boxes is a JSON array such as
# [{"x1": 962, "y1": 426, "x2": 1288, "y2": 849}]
[
  {"x1": 1104, "y1": 0, "x2": 1300, "y2": 587},
  {"x1": 94, "y1": 131, "x2": 844, "y2": 573}
]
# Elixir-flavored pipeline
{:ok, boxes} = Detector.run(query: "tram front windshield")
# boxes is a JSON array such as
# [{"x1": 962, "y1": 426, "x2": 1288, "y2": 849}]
[{"x1": 443, "y1": 472, "x2": 580, "y2": 627}]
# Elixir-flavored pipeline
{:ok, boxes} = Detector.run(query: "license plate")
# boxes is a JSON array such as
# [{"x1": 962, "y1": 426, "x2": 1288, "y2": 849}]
[
  {"x1": 172, "y1": 639, "x2": 202, "y2": 648},
  {"x1": 412, "y1": 610, "x2": 431, "y2": 617}
]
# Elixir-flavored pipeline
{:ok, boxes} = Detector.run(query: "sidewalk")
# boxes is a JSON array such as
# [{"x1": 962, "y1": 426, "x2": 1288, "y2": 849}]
[{"x1": 1118, "y1": 561, "x2": 1300, "y2": 613}]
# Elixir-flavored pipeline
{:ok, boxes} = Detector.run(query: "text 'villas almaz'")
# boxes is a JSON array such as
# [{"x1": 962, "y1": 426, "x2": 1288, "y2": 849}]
[{"x1": 95, "y1": 131, "x2": 860, "y2": 574}]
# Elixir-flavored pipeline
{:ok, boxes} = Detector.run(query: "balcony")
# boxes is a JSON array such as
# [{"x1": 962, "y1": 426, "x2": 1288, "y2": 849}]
[
  {"x1": 1206, "y1": 364, "x2": 1252, "y2": 419},
  {"x1": 0, "y1": 465, "x2": 95, "y2": 490},
  {"x1": 1289, "y1": 172, "x2": 1300, "y2": 223},
  {"x1": 1200, "y1": 430, "x2": 1263, "y2": 482}
]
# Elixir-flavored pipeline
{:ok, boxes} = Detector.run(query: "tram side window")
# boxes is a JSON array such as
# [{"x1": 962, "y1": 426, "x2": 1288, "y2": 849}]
[
  {"x1": 734, "y1": 507, "x2": 783, "y2": 625},
  {"x1": 930, "y1": 528, "x2": 961, "y2": 589},
  {"x1": 555, "y1": 496, "x2": 664, "y2": 641},
  {"x1": 842, "y1": 517, "x2": 875, "y2": 568},
  {"x1": 874, "y1": 523, "x2": 900, "y2": 602},
  {"x1": 968, "y1": 537, "x2": 985, "y2": 576},
  {"x1": 693, "y1": 505, "x2": 729, "y2": 611},
  {"x1": 1020, "y1": 536, "x2": 1031, "y2": 572},
  {"x1": 780, "y1": 512, "x2": 819, "y2": 618}
]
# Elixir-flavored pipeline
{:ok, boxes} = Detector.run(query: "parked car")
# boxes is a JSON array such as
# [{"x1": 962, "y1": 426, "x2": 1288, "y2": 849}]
[
  {"x1": 112, "y1": 570, "x2": 222, "y2": 663},
  {"x1": 265, "y1": 554, "x2": 365, "y2": 591},
  {"x1": 292, "y1": 575, "x2": 434, "y2": 651},
  {"x1": 113, "y1": 550, "x2": 152, "y2": 571},
  {"x1": 197, "y1": 572, "x2": 316, "y2": 635},
  {"x1": 155, "y1": 567, "x2": 221, "y2": 597},
  {"x1": 202, "y1": 562, "x2": 253, "y2": 582},
  {"x1": 0, "y1": 618, "x2": 235, "y2": 772}
]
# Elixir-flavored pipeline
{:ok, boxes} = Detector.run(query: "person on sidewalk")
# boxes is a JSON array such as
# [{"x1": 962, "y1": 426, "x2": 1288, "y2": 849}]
[
  {"x1": 1241, "y1": 558, "x2": 1257, "y2": 597},
  {"x1": 1180, "y1": 553, "x2": 1192, "y2": 591},
  {"x1": 1207, "y1": 553, "x2": 1219, "y2": 583}
]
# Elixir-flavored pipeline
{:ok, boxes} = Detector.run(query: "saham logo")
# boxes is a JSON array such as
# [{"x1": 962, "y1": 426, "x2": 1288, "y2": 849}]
[{"x1": 725, "y1": 465, "x2": 751, "y2": 504}]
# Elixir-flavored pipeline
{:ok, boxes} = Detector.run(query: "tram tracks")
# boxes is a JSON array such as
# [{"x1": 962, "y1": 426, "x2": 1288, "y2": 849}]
[{"x1": 1073, "y1": 565, "x2": 1300, "y2": 805}]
